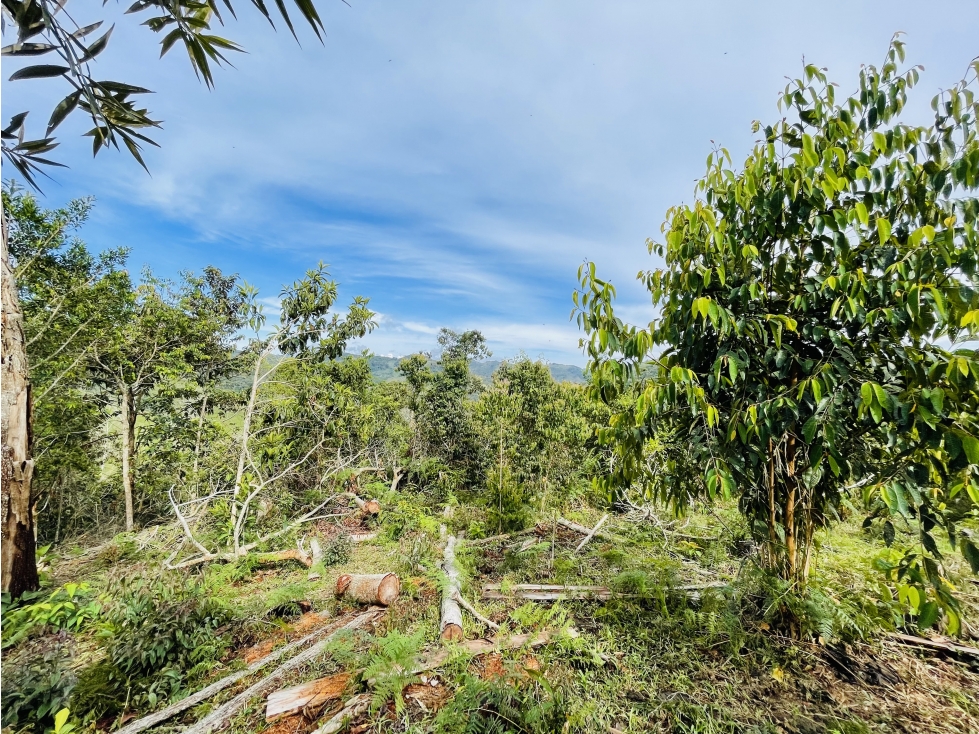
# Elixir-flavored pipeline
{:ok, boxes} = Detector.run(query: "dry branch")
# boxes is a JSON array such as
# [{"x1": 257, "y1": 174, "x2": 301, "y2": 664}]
[
  {"x1": 440, "y1": 535, "x2": 464, "y2": 641},
  {"x1": 113, "y1": 613, "x2": 334, "y2": 734},
  {"x1": 335, "y1": 573, "x2": 400, "y2": 606},
  {"x1": 182, "y1": 610, "x2": 383, "y2": 734},
  {"x1": 454, "y1": 592, "x2": 499, "y2": 631},
  {"x1": 574, "y1": 514, "x2": 609, "y2": 553},
  {"x1": 557, "y1": 517, "x2": 614, "y2": 542},
  {"x1": 482, "y1": 582, "x2": 728, "y2": 602}
]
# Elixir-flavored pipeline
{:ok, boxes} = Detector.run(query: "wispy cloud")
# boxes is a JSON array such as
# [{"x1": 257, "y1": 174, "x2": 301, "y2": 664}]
[{"x1": 4, "y1": 2, "x2": 977, "y2": 364}]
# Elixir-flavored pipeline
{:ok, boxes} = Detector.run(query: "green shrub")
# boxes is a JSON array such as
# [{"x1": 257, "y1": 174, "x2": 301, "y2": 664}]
[
  {"x1": 485, "y1": 465, "x2": 534, "y2": 534},
  {"x1": 1, "y1": 633, "x2": 77, "y2": 731},
  {"x1": 1, "y1": 583, "x2": 101, "y2": 648},
  {"x1": 433, "y1": 671, "x2": 568, "y2": 733},
  {"x1": 73, "y1": 573, "x2": 234, "y2": 719}
]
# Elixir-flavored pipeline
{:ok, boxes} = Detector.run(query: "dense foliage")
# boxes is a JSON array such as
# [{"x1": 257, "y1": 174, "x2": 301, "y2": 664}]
[{"x1": 576, "y1": 41, "x2": 979, "y2": 629}]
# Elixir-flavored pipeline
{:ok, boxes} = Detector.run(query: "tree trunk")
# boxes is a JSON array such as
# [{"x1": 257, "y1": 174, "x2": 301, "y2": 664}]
[
  {"x1": 1, "y1": 203, "x2": 39, "y2": 597},
  {"x1": 785, "y1": 433, "x2": 798, "y2": 582},
  {"x1": 192, "y1": 393, "x2": 207, "y2": 491},
  {"x1": 440, "y1": 535, "x2": 464, "y2": 642},
  {"x1": 120, "y1": 383, "x2": 136, "y2": 532}
]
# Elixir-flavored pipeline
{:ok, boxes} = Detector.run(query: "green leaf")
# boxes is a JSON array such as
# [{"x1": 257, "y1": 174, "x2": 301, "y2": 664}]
[
  {"x1": 8, "y1": 64, "x2": 69, "y2": 80},
  {"x1": 961, "y1": 538, "x2": 979, "y2": 574},
  {"x1": 962, "y1": 433, "x2": 979, "y2": 465},
  {"x1": 876, "y1": 218, "x2": 891, "y2": 244},
  {"x1": 917, "y1": 601, "x2": 940, "y2": 630},
  {"x1": 855, "y1": 201, "x2": 869, "y2": 226}
]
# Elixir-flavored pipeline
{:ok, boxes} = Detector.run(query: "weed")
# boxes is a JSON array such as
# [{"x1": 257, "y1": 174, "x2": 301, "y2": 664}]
[
  {"x1": 1, "y1": 582, "x2": 101, "y2": 648},
  {"x1": 0, "y1": 632, "x2": 77, "y2": 731},
  {"x1": 363, "y1": 629, "x2": 425, "y2": 714}
]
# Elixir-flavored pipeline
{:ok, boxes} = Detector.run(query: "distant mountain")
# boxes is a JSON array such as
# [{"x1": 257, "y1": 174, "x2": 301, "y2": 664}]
[
  {"x1": 366, "y1": 355, "x2": 587, "y2": 384},
  {"x1": 224, "y1": 353, "x2": 588, "y2": 392}
]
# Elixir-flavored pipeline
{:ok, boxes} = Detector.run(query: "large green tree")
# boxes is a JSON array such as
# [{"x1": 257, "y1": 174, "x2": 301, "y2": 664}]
[
  {"x1": 576, "y1": 41, "x2": 979, "y2": 630},
  {"x1": 1, "y1": 0, "x2": 341, "y2": 597},
  {"x1": 88, "y1": 268, "x2": 247, "y2": 531}
]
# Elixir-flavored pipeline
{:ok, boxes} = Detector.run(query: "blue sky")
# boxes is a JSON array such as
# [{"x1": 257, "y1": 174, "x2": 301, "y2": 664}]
[{"x1": 4, "y1": 1, "x2": 978, "y2": 363}]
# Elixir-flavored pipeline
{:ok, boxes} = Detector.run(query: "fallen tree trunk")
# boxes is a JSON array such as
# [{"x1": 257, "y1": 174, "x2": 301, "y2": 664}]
[
  {"x1": 182, "y1": 610, "x2": 383, "y2": 734},
  {"x1": 441, "y1": 535, "x2": 464, "y2": 642},
  {"x1": 252, "y1": 548, "x2": 312, "y2": 568},
  {"x1": 114, "y1": 612, "x2": 334, "y2": 734},
  {"x1": 482, "y1": 582, "x2": 727, "y2": 602},
  {"x1": 265, "y1": 672, "x2": 351, "y2": 722},
  {"x1": 888, "y1": 632, "x2": 979, "y2": 658},
  {"x1": 335, "y1": 573, "x2": 400, "y2": 606},
  {"x1": 313, "y1": 694, "x2": 371, "y2": 734}
]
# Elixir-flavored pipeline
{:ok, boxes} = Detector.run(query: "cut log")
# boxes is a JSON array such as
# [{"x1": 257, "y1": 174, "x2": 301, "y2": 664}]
[
  {"x1": 114, "y1": 612, "x2": 336, "y2": 734},
  {"x1": 343, "y1": 492, "x2": 380, "y2": 515},
  {"x1": 574, "y1": 514, "x2": 609, "y2": 552},
  {"x1": 252, "y1": 548, "x2": 312, "y2": 568},
  {"x1": 482, "y1": 582, "x2": 728, "y2": 602},
  {"x1": 557, "y1": 517, "x2": 614, "y2": 542},
  {"x1": 888, "y1": 632, "x2": 979, "y2": 658},
  {"x1": 183, "y1": 610, "x2": 383, "y2": 734},
  {"x1": 440, "y1": 535, "x2": 464, "y2": 642},
  {"x1": 483, "y1": 583, "x2": 614, "y2": 601},
  {"x1": 313, "y1": 694, "x2": 371, "y2": 734},
  {"x1": 335, "y1": 573, "x2": 400, "y2": 606},
  {"x1": 265, "y1": 673, "x2": 351, "y2": 722}
]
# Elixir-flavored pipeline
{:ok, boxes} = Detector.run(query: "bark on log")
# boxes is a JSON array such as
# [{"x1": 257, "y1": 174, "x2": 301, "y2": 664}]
[
  {"x1": 888, "y1": 632, "x2": 979, "y2": 658},
  {"x1": 335, "y1": 573, "x2": 400, "y2": 606},
  {"x1": 313, "y1": 694, "x2": 371, "y2": 734},
  {"x1": 440, "y1": 535, "x2": 463, "y2": 642},
  {"x1": 265, "y1": 673, "x2": 350, "y2": 722},
  {"x1": 182, "y1": 611, "x2": 383, "y2": 734},
  {"x1": 1, "y1": 213, "x2": 39, "y2": 597}
]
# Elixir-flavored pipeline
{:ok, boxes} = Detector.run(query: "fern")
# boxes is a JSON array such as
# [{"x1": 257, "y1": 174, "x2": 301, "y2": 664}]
[{"x1": 362, "y1": 629, "x2": 424, "y2": 714}]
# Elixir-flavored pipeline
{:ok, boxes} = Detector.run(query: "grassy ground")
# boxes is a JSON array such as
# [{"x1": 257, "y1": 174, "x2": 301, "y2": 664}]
[{"x1": 5, "y1": 489, "x2": 979, "y2": 734}]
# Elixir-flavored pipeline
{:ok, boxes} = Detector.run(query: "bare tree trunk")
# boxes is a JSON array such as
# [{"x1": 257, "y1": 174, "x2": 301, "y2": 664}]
[
  {"x1": 192, "y1": 393, "x2": 208, "y2": 490},
  {"x1": 784, "y1": 434, "x2": 798, "y2": 583},
  {"x1": 120, "y1": 383, "x2": 136, "y2": 532},
  {"x1": 233, "y1": 346, "x2": 267, "y2": 543},
  {"x1": 1, "y1": 203, "x2": 39, "y2": 597}
]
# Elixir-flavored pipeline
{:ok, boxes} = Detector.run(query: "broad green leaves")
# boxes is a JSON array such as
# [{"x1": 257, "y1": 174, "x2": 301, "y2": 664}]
[{"x1": 574, "y1": 39, "x2": 979, "y2": 629}]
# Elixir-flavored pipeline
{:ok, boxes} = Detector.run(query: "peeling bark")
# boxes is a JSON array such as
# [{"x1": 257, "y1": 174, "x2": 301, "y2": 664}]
[{"x1": 1, "y1": 207, "x2": 38, "y2": 597}]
